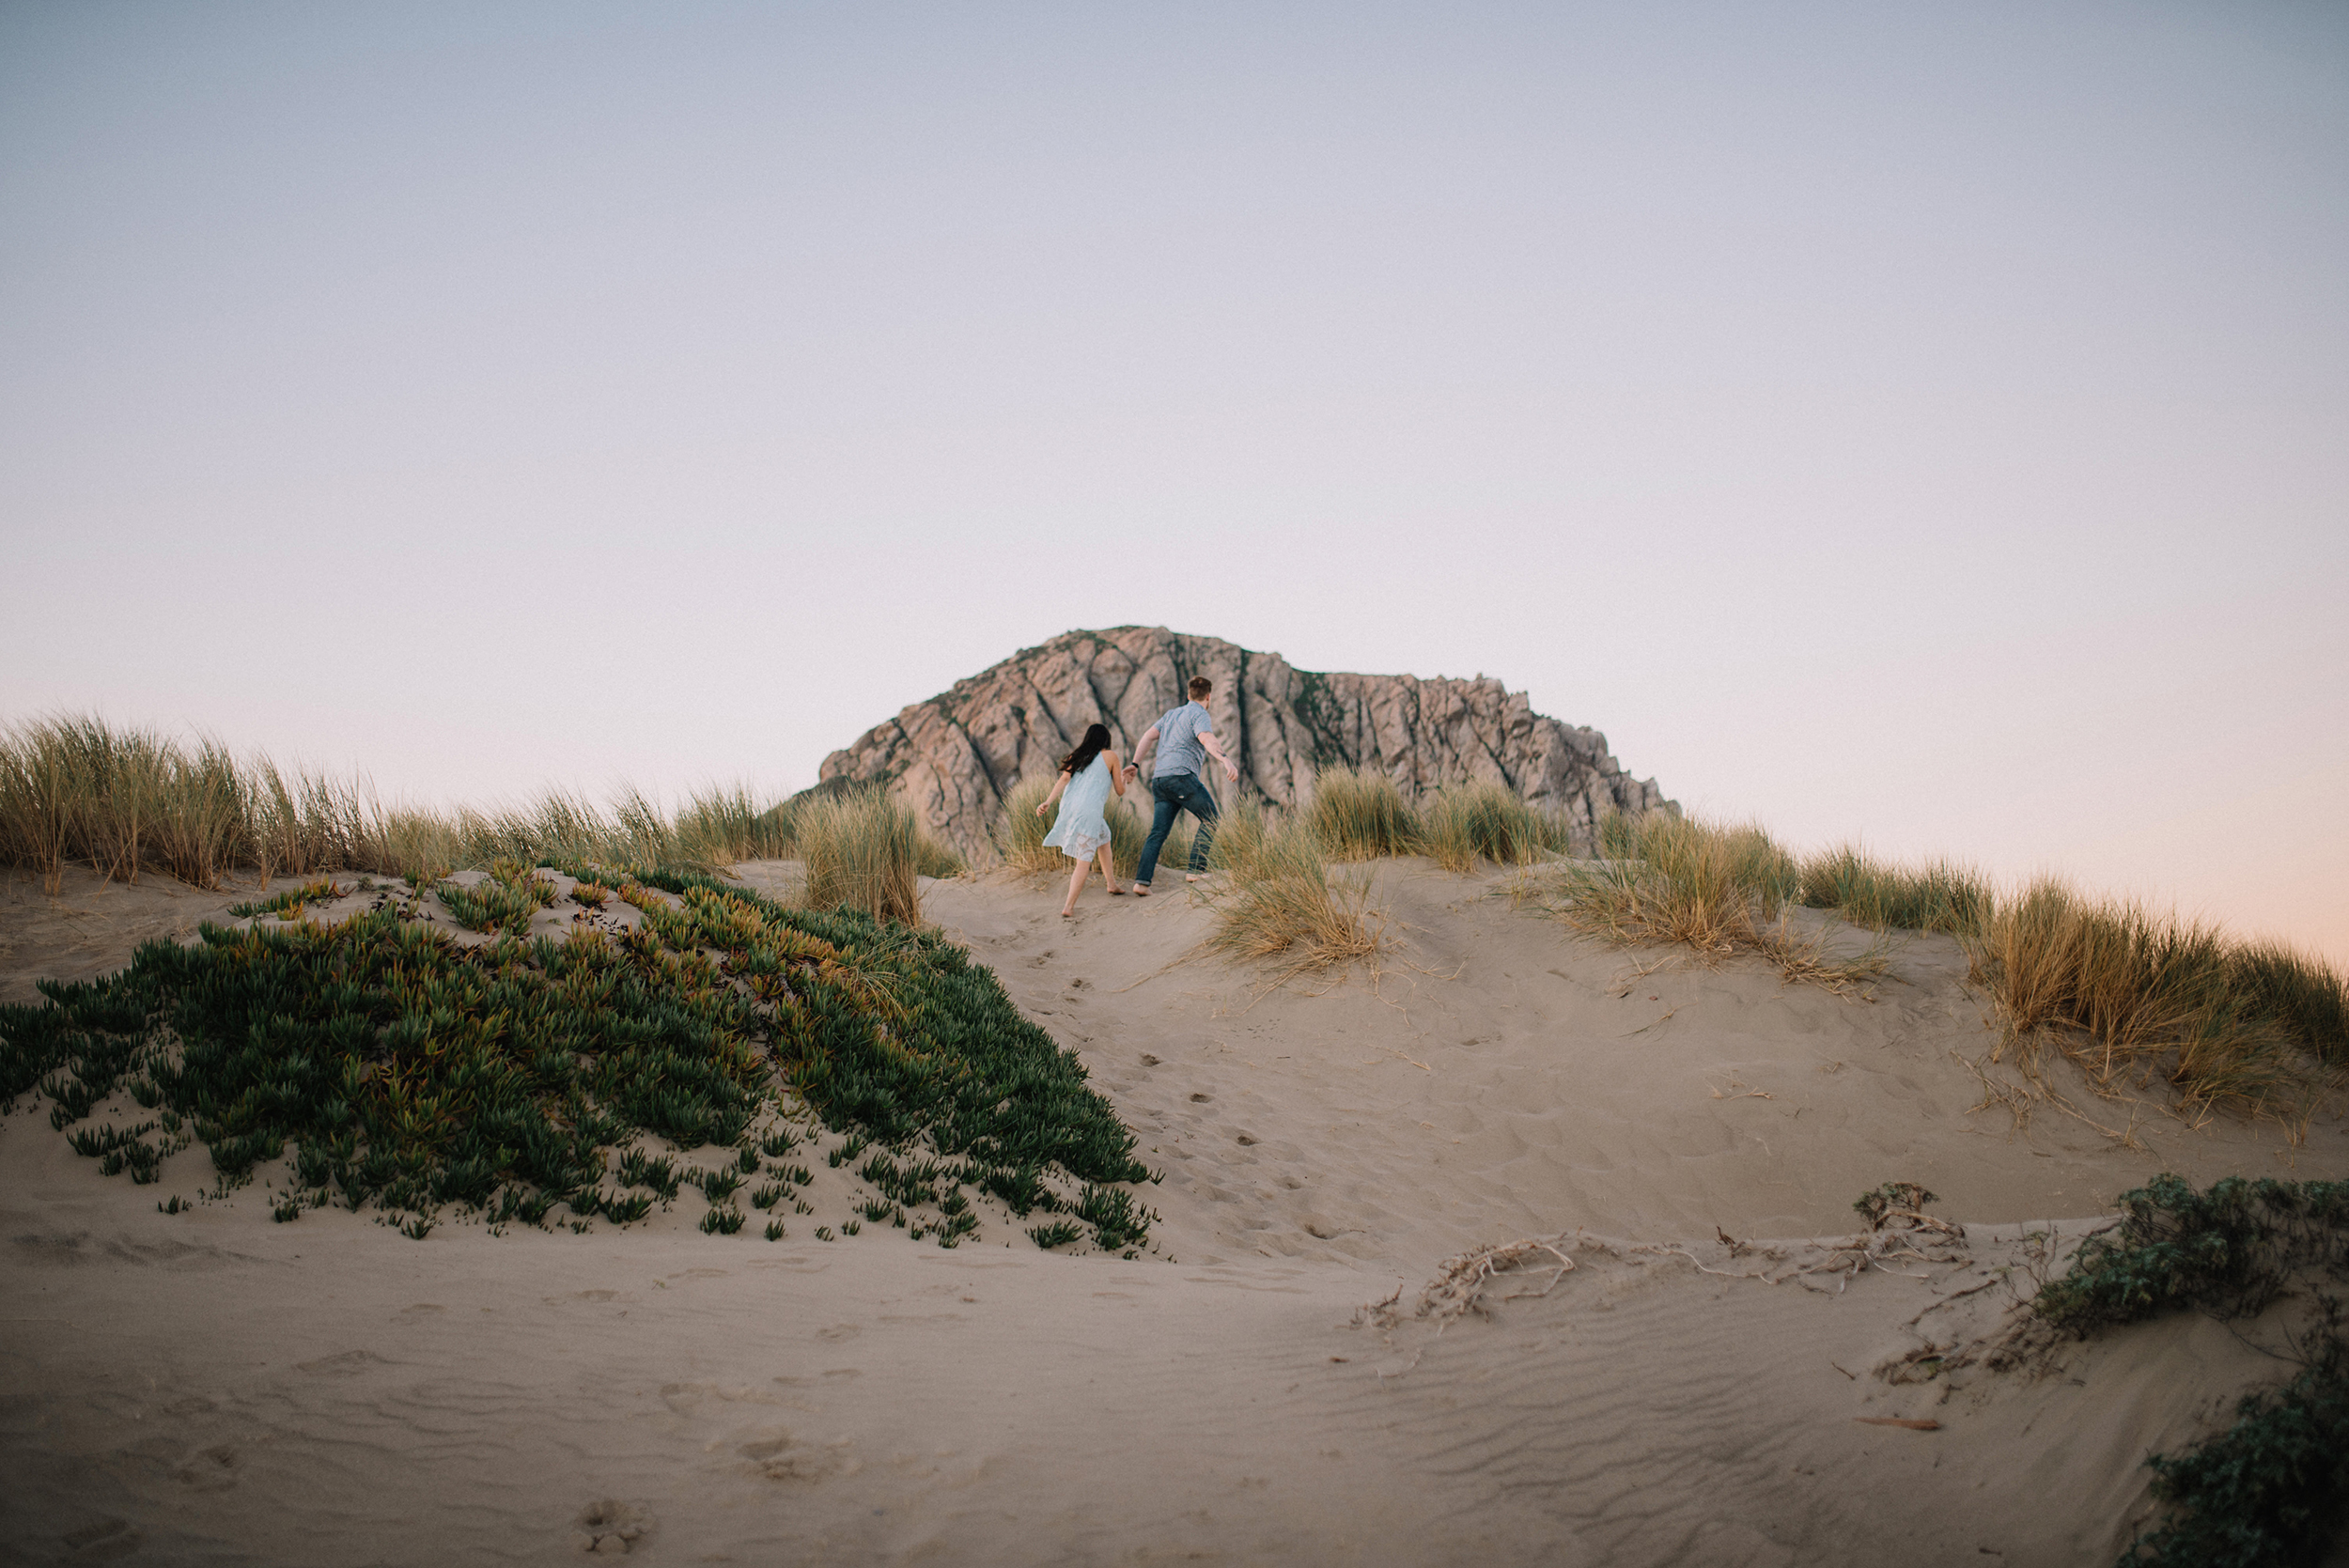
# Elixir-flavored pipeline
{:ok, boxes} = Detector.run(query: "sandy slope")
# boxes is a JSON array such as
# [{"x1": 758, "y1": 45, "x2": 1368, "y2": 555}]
[{"x1": 4, "y1": 859, "x2": 2345, "y2": 1566}]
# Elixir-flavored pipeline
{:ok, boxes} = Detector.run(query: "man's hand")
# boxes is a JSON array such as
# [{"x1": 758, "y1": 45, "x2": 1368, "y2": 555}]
[{"x1": 1122, "y1": 764, "x2": 1140, "y2": 782}]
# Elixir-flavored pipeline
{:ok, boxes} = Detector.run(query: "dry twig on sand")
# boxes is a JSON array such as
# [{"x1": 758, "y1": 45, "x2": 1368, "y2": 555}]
[{"x1": 1368, "y1": 1236, "x2": 1578, "y2": 1332}]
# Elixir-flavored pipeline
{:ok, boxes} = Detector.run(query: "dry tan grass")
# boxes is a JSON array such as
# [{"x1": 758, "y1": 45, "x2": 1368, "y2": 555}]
[
  {"x1": 1796, "y1": 844, "x2": 1991, "y2": 939},
  {"x1": 1306, "y1": 767, "x2": 1422, "y2": 861},
  {"x1": 0, "y1": 711, "x2": 807, "y2": 889},
  {"x1": 1419, "y1": 779, "x2": 1570, "y2": 872},
  {"x1": 1971, "y1": 878, "x2": 2338, "y2": 1118},
  {"x1": 1525, "y1": 812, "x2": 1886, "y2": 994},
  {"x1": 795, "y1": 787, "x2": 926, "y2": 924},
  {"x1": 1200, "y1": 822, "x2": 1388, "y2": 986}
]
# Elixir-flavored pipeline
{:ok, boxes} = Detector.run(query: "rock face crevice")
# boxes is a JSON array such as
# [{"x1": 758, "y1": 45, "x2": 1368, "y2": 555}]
[{"x1": 817, "y1": 628, "x2": 1673, "y2": 862}]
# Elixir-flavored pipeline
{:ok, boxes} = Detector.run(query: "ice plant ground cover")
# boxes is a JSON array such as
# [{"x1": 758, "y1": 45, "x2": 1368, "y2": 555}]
[{"x1": 0, "y1": 864, "x2": 1154, "y2": 1251}]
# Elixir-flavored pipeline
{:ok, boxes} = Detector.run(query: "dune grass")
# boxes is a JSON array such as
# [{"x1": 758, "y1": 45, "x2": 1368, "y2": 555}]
[
  {"x1": 796, "y1": 787, "x2": 955, "y2": 924},
  {"x1": 1969, "y1": 880, "x2": 2344, "y2": 1113},
  {"x1": 1531, "y1": 811, "x2": 1888, "y2": 994},
  {"x1": 1200, "y1": 821, "x2": 1388, "y2": 986},
  {"x1": 0, "y1": 712, "x2": 815, "y2": 891},
  {"x1": 0, "y1": 870, "x2": 1154, "y2": 1250},
  {"x1": 1419, "y1": 779, "x2": 1573, "y2": 872},
  {"x1": 1797, "y1": 843, "x2": 1992, "y2": 939},
  {"x1": 1306, "y1": 767, "x2": 1423, "y2": 861},
  {"x1": 1531, "y1": 811, "x2": 2348, "y2": 1116}
]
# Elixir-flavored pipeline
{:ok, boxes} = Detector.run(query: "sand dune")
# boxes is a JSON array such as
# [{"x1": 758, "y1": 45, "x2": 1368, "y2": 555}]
[{"x1": 4, "y1": 860, "x2": 2343, "y2": 1564}]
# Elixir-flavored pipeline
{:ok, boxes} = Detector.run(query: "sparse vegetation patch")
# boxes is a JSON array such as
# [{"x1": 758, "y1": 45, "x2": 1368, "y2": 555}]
[{"x1": 0, "y1": 870, "x2": 1153, "y2": 1250}]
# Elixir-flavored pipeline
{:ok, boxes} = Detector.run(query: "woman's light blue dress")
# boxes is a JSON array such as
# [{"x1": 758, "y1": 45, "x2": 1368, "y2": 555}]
[{"x1": 1042, "y1": 754, "x2": 1115, "y2": 862}]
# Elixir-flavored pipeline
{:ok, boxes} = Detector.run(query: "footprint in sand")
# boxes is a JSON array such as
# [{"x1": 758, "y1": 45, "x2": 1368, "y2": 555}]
[
  {"x1": 174, "y1": 1444, "x2": 240, "y2": 1493},
  {"x1": 572, "y1": 1499, "x2": 649, "y2": 1556},
  {"x1": 737, "y1": 1431, "x2": 859, "y2": 1483}
]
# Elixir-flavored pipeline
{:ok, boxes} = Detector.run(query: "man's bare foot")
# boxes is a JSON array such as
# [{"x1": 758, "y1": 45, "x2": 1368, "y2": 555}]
[
  {"x1": 1186, "y1": 873, "x2": 1208, "y2": 882},
  {"x1": 1131, "y1": 884, "x2": 1151, "y2": 897}
]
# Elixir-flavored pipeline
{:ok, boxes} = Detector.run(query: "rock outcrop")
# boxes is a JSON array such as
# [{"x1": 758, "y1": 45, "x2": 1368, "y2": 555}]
[{"x1": 817, "y1": 628, "x2": 1673, "y2": 862}]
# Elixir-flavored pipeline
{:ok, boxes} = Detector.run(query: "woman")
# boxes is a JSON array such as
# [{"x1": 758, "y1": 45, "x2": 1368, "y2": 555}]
[{"x1": 1034, "y1": 722, "x2": 1128, "y2": 916}]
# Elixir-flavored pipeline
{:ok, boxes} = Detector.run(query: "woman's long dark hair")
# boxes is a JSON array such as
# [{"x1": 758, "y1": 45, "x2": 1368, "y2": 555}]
[{"x1": 1058, "y1": 723, "x2": 1112, "y2": 776}]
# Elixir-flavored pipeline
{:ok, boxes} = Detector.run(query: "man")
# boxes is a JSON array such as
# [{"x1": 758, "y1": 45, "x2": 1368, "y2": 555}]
[{"x1": 1124, "y1": 675, "x2": 1240, "y2": 896}]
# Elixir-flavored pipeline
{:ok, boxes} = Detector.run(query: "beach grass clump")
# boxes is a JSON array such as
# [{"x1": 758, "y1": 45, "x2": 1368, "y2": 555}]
[
  {"x1": 1204, "y1": 797, "x2": 1268, "y2": 874},
  {"x1": 1202, "y1": 822, "x2": 1386, "y2": 984},
  {"x1": 1, "y1": 869, "x2": 1153, "y2": 1248},
  {"x1": 1528, "y1": 812, "x2": 1886, "y2": 993},
  {"x1": 993, "y1": 779, "x2": 1060, "y2": 875},
  {"x1": 1306, "y1": 767, "x2": 1423, "y2": 861},
  {"x1": 674, "y1": 784, "x2": 794, "y2": 864},
  {"x1": 1797, "y1": 845, "x2": 1992, "y2": 939},
  {"x1": 1970, "y1": 880, "x2": 2344, "y2": 1112},
  {"x1": 1546, "y1": 812, "x2": 1799, "y2": 952},
  {"x1": 793, "y1": 787, "x2": 929, "y2": 924},
  {"x1": 1420, "y1": 780, "x2": 1563, "y2": 872}
]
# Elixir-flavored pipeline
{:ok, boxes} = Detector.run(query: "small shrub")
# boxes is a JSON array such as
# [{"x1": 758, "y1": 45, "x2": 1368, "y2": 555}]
[
  {"x1": 698, "y1": 1206, "x2": 745, "y2": 1234},
  {"x1": 2122, "y1": 1325, "x2": 2349, "y2": 1568},
  {"x1": 2036, "y1": 1174, "x2": 2349, "y2": 1336},
  {"x1": 764, "y1": 1219, "x2": 785, "y2": 1241},
  {"x1": 1029, "y1": 1219, "x2": 1083, "y2": 1250}
]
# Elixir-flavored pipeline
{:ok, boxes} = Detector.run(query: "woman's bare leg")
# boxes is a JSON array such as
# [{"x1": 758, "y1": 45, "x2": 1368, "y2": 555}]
[
  {"x1": 1096, "y1": 846, "x2": 1123, "y2": 894},
  {"x1": 1061, "y1": 857, "x2": 1088, "y2": 916}
]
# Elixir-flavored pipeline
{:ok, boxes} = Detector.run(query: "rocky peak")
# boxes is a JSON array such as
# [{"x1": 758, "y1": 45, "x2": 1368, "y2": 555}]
[{"x1": 817, "y1": 628, "x2": 1672, "y2": 861}]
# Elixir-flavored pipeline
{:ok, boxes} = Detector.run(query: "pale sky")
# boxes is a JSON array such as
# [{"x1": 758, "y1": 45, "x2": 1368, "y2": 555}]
[{"x1": 4, "y1": 2, "x2": 2344, "y2": 962}]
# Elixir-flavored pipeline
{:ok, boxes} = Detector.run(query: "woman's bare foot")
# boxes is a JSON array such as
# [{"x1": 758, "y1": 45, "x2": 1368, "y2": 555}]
[{"x1": 1060, "y1": 907, "x2": 1076, "y2": 918}]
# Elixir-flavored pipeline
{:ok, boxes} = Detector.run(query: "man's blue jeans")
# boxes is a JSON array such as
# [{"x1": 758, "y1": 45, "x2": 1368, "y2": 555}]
[{"x1": 1136, "y1": 772, "x2": 1219, "y2": 887}]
